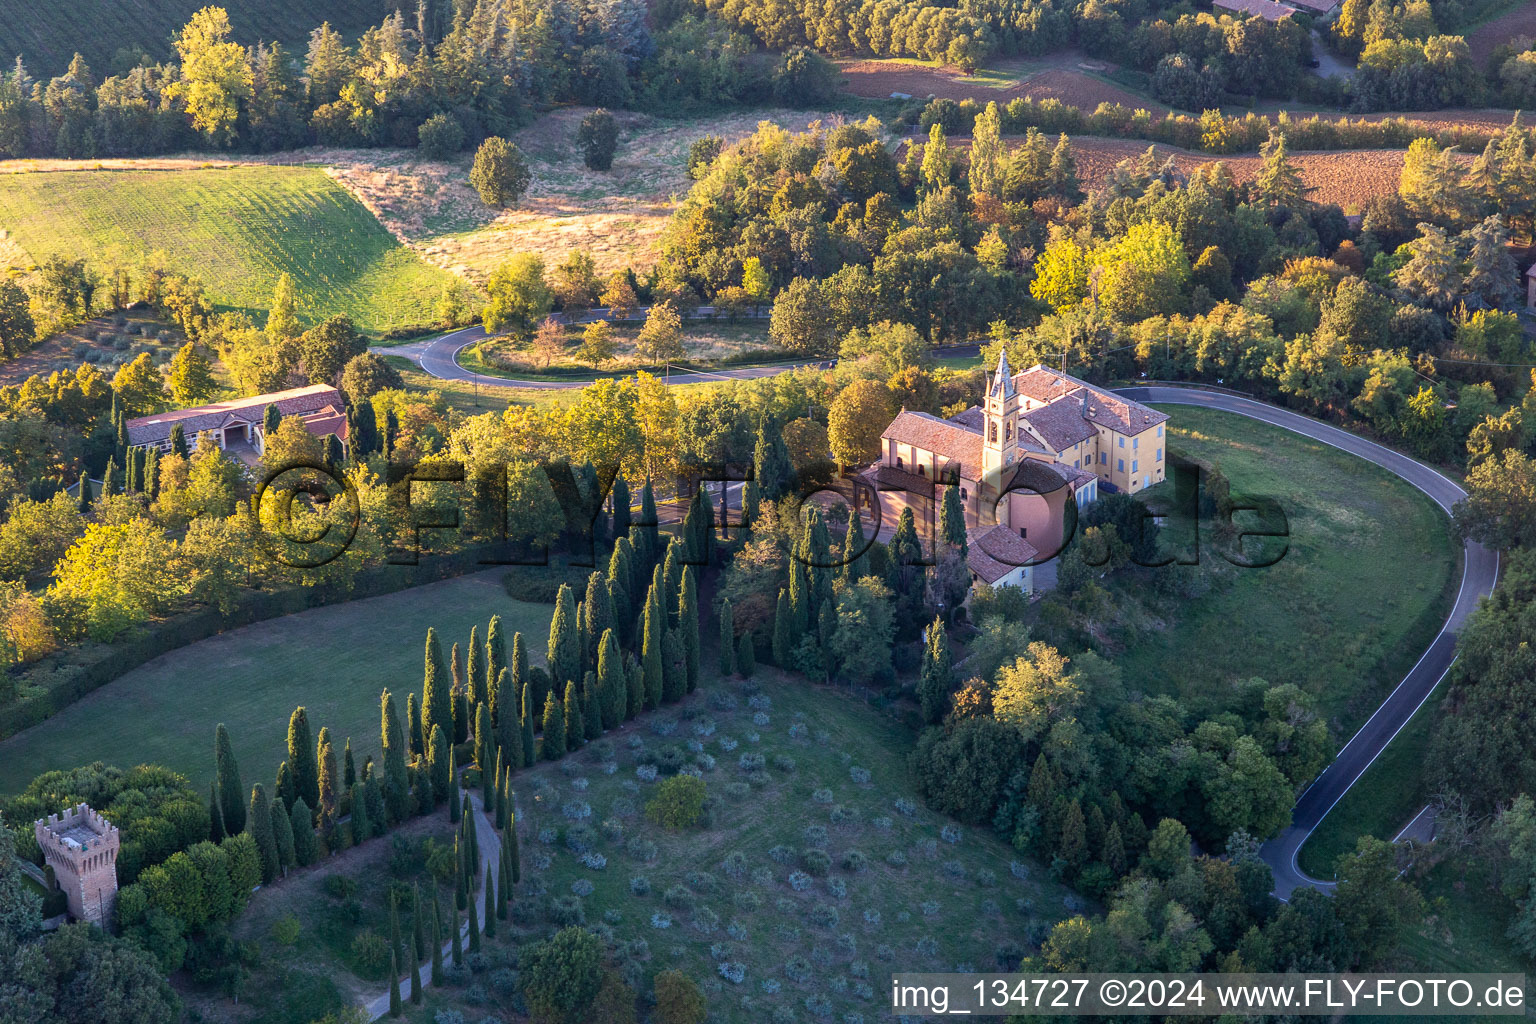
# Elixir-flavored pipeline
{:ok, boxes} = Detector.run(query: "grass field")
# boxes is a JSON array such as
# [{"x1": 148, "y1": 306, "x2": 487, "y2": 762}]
[
  {"x1": 0, "y1": 0, "x2": 382, "y2": 78},
  {"x1": 0, "y1": 571, "x2": 552, "y2": 796},
  {"x1": 0, "y1": 165, "x2": 457, "y2": 333},
  {"x1": 465, "y1": 320, "x2": 780, "y2": 379},
  {"x1": 1104, "y1": 406, "x2": 1459, "y2": 734},
  {"x1": 212, "y1": 667, "x2": 1077, "y2": 1024}
]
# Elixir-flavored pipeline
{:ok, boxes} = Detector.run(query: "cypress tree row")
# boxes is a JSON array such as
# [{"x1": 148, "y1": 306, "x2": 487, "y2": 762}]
[
  {"x1": 406, "y1": 693, "x2": 423, "y2": 758},
  {"x1": 380, "y1": 690, "x2": 412, "y2": 824},
  {"x1": 563, "y1": 680, "x2": 585, "y2": 749},
  {"x1": 422, "y1": 627, "x2": 450, "y2": 751},
  {"x1": 520, "y1": 684, "x2": 537, "y2": 769},
  {"x1": 448, "y1": 747, "x2": 460, "y2": 823},
  {"x1": 388, "y1": 949, "x2": 401, "y2": 1018},
  {"x1": 718, "y1": 599, "x2": 736, "y2": 675},
  {"x1": 428, "y1": 724, "x2": 450, "y2": 803},
  {"x1": 509, "y1": 632, "x2": 528, "y2": 714},
  {"x1": 100, "y1": 457, "x2": 116, "y2": 499},
  {"x1": 465, "y1": 624, "x2": 481, "y2": 709},
  {"x1": 641, "y1": 570, "x2": 664, "y2": 708},
  {"x1": 343, "y1": 738, "x2": 356, "y2": 791},
  {"x1": 467, "y1": 891, "x2": 480, "y2": 953},
  {"x1": 431, "y1": 893, "x2": 444, "y2": 985},
  {"x1": 583, "y1": 571, "x2": 615, "y2": 676},
  {"x1": 286, "y1": 707, "x2": 319, "y2": 812},
  {"x1": 661, "y1": 630, "x2": 685, "y2": 703},
  {"x1": 547, "y1": 583, "x2": 580, "y2": 693},
  {"x1": 540, "y1": 692, "x2": 565, "y2": 760},
  {"x1": 611, "y1": 475, "x2": 632, "y2": 540},
  {"x1": 661, "y1": 540, "x2": 682, "y2": 629},
  {"x1": 271, "y1": 795, "x2": 297, "y2": 871},
  {"x1": 209, "y1": 781, "x2": 226, "y2": 843},
  {"x1": 918, "y1": 617, "x2": 955, "y2": 725},
  {"x1": 678, "y1": 569, "x2": 700, "y2": 693},
  {"x1": 143, "y1": 445, "x2": 159, "y2": 500},
  {"x1": 214, "y1": 723, "x2": 245, "y2": 835},
  {"x1": 596, "y1": 630, "x2": 624, "y2": 730},
  {"x1": 248, "y1": 784, "x2": 279, "y2": 883}
]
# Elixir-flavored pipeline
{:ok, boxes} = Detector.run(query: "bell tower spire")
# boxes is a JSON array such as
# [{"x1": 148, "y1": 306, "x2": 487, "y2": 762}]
[{"x1": 982, "y1": 348, "x2": 1019, "y2": 489}]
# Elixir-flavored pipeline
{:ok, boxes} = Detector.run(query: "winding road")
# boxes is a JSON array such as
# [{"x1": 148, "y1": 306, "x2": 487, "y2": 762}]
[
  {"x1": 371, "y1": 329, "x2": 1500, "y2": 900},
  {"x1": 1117, "y1": 386, "x2": 1499, "y2": 899}
]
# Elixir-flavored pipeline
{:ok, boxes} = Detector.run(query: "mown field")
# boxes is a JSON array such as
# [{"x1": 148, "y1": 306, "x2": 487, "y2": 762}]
[
  {"x1": 0, "y1": 0, "x2": 381, "y2": 78},
  {"x1": 1103, "y1": 406, "x2": 1459, "y2": 734},
  {"x1": 0, "y1": 165, "x2": 457, "y2": 333},
  {"x1": 215, "y1": 666, "x2": 1077, "y2": 1024},
  {"x1": 0, "y1": 571, "x2": 550, "y2": 796}
]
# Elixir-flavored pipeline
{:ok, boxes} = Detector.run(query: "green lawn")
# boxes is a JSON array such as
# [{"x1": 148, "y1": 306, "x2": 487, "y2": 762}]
[
  {"x1": 1108, "y1": 405, "x2": 1459, "y2": 734},
  {"x1": 0, "y1": 0, "x2": 382, "y2": 79},
  {"x1": 1297, "y1": 687, "x2": 1444, "y2": 879},
  {"x1": 219, "y1": 666, "x2": 1078, "y2": 1024},
  {"x1": 0, "y1": 571, "x2": 553, "y2": 795},
  {"x1": 0, "y1": 166, "x2": 457, "y2": 334}
]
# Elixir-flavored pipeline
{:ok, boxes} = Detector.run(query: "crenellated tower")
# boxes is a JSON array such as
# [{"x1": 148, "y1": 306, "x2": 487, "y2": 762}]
[{"x1": 35, "y1": 803, "x2": 120, "y2": 927}]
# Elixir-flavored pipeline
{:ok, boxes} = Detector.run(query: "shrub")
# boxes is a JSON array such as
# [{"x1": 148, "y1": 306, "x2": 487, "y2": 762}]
[
  {"x1": 565, "y1": 824, "x2": 598, "y2": 853},
  {"x1": 630, "y1": 875, "x2": 651, "y2": 895},
  {"x1": 562, "y1": 800, "x2": 592, "y2": 820},
  {"x1": 537, "y1": 827, "x2": 557, "y2": 845},
  {"x1": 651, "y1": 911, "x2": 672, "y2": 929},
  {"x1": 885, "y1": 850, "x2": 907, "y2": 867},
  {"x1": 863, "y1": 908, "x2": 881, "y2": 926},
  {"x1": 808, "y1": 903, "x2": 839, "y2": 929},
  {"x1": 735, "y1": 888, "x2": 764, "y2": 909},
  {"x1": 571, "y1": 778, "x2": 589, "y2": 791},
  {"x1": 805, "y1": 994, "x2": 833, "y2": 1018},
  {"x1": 872, "y1": 816, "x2": 893, "y2": 831},
  {"x1": 580, "y1": 852, "x2": 607, "y2": 870},
  {"x1": 418, "y1": 113, "x2": 466, "y2": 158},
  {"x1": 849, "y1": 766, "x2": 871, "y2": 785},
  {"x1": 601, "y1": 818, "x2": 624, "y2": 842},
  {"x1": 915, "y1": 935, "x2": 939, "y2": 956},
  {"x1": 769, "y1": 845, "x2": 795, "y2": 865},
  {"x1": 920, "y1": 899, "x2": 940, "y2": 916},
  {"x1": 788, "y1": 870, "x2": 813, "y2": 891},
  {"x1": 975, "y1": 868, "x2": 997, "y2": 888},
  {"x1": 941, "y1": 859, "x2": 965, "y2": 879},
  {"x1": 801, "y1": 848, "x2": 832, "y2": 876},
  {"x1": 469, "y1": 136, "x2": 531, "y2": 207},
  {"x1": 693, "y1": 906, "x2": 719, "y2": 934},
  {"x1": 718, "y1": 960, "x2": 746, "y2": 984},
  {"x1": 812, "y1": 787, "x2": 834, "y2": 804},
  {"x1": 803, "y1": 825, "x2": 828, "y2": 846},
  {"x1": 646, "y1": 774, "x2": 707, "y2": 828},
  {"x1": 655, "y1": 746, "x2": 687, "y2": 774},
  {"x1": 550, "y1": 894, "x2": 585, "y2": 925},
  {"x1": 787, "y1": 723, "x2": 807, "y2": 739},
  {"x1": 841, "y1": 850, "x2": 868, "y2": 872},
  {"x1": 941, "y1": 824, "x2": 963, "y2": 844},
  {"x1": 784, "y1": 954, "x2": 812, "y2": 983},
  {"x1": 829, "y1": 804, "x2": 857, "y2": 825},
  {"x1": 738, "y1": 753, "x2": 765, "y2": 772},
  {"x1": 727, "y1": 918, "x2": 748, "y2": 940},
  {"x1": 722, "y1": 782, "x2": 750, "y2": 801},
  {"x1": 684, "y1": 870, "x2": 718, "y2": 893},
  {"x1": 770, "y1": 754, "x2": 796, "y2": 773},
  {"x1": 663, "y1": 885, "x2": 696, "y2": 911},
  {"x1": 271, "y1": 914, "x2": 301, "y2": 945},
  {"x1": 826, "y1": 877, "x2": 847, "y2": 897},
  {"x1": 753, "y1": 712, "x2": 770, "y2": 726},
  {"x1": 1010, "y1": 860, "x2": 1029, "y2": 880},
  {"x1": 894, "y1": 798, "x2": 917, "y2": 816},
  {"x1": 635, "y1": 765, "x2": 658, "y2": 782},
  {"x1": 324, "y1": 875, "x2": 358, "y2": 899},
  {"x1": 611, "y1": 797, "x2": 637, "y2": 817},
  {"x1": 721, "y1": 851, "x2": 747, "y2": 878},
  {"x1": 718, "y1": 737, "x2": 739, "y2": 752},
  {"x1": 761, "y1": 978, "x2": 782, "y2": 994},
  {"x1": 350, "y1": 930, "x2": 390, "y2": 976}
]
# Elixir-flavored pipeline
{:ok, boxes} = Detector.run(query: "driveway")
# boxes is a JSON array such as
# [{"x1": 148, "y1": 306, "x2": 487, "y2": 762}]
[{"x1": 1116, "y1": 386, "x2": 1499, "y2": 899}]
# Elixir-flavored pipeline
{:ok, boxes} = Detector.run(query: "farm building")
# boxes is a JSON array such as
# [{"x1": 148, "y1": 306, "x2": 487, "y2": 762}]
[
  {"x1": 126, "y1": 384, "x2": 349, "y2": 458},
  {"x1": 1213, "y1": 0, "x2": 1299, "y2": 20}
]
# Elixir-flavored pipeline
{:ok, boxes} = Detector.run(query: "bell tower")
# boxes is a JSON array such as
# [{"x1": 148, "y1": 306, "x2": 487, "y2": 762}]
[{"x1": 982, "y1": 348, "x2": 1019, "y2": 491}]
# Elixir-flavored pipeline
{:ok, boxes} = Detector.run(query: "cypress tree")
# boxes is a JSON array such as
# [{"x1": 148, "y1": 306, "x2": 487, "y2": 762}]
[
  {"x1": 322, "y1": 433, "x2": 343, "y2": 469},
  {"x1": 143, "y1": 445, "x2": 159, "y2": 500},
  {"x1": 806, "y1": 508, "x2": 833, "y2": 612},
  {"x1": 450, "y1": 639, "x2": 464, "y2": 692},
  {"x1": 263, "y1": 403, "x2": 282, "y2": 436},
  {"x1": 275, "y1": 760, "x2": 294, "y2": 812},
  {"x1": 496, "y1": 763, "x2": 509, "y2": 830},
  {"x1": 611, "y1": 474, "x2": 632, "y2": 540},
  {"x1": 448, "y1": 746, "x2": 460, "y2": 822},
  {"x1": 626, "y1": 659, "x2": 643, "y2": 719},
  {"x1": 76, "y1": 471, "x2": 92, "y2": 512},
  {"x1": 450, "y1": 903, "x2": 462, "y2": 966},
  {"x1": 494, "y1": 668, "x2": 520, "y2": 770},
  {"x1": 316, "y1": 727, "x2": 338, "y2": 850},
  {"x1": 718, "y1": 599, "x2": 736, "y2": 675},
  {"x1": 431, "y1": 893, "x2": 444, "y2": 985},
  {"x1": 169, "y1": 421, "x2": 188, "y2": 458},
  {"x1": 343, "y1": 738, "x2": 356, "y2": 791},
  {"x1": 123, "y1": 448, "x2": 137, "y2": 494},
  {"x1": 100, "y1": 457, "x2": 116, "y2": 499},
  {"x1": 412, "y1": 881, "x2": 425, "y2": 959},
  {"x1": 520, "y1": 683, "x2": 536, "y2": 769},
  {"x1": 413, "y1": 762, "x2": 433, "y2": 816},
  {"x1": 467, "y1": 888, "x2": 481, "y2": 953},
  {"x1": 788, "y1": 553, "x2": 809, "y2": 635},
  {"x1": 248, "y1": 784, "x2": 279, "y2": 882},
  {"x1": 839, "y1": 508, "x2": 867, "y2": 584},
  {"x1": 661, "y1": 630, "x2": 685, "y2": 703},
  {"x1": 406, "y1": 692, "x2": 423, "y2": 758},
  {"x1": 465, "y1": 624, "x2": 482, "y2": 709},
  {"x1": 563, "y1": 679, "x2": 585, "y2": 748},
  {"x1": 753, "y1": 411, "x2": 794, "y2": 500},
  {"x1": 453, "y1": 689, "x2": 469, "y2": 747},
  {"x1": 465, "y1": 795, "x2": 480, "y2": 869},
  {"x1": 497, "y1": 840, "x2": 510, "y2": 919},
  {"x1": 582, "y1": 671, "x2": 602, "y2": 740},
  {"x1": 388, "y1": 949, "x2": 401, "y2": 1018},
  {"x1": 527, "y1": 666, "x2": 552, "y2": 732},
  {"x1": 474, "y1": 702, "x2": 494, "y2": 801},
  {"x1": 940, "y1": 482, "x2": 968, "y2": 557},
  {"x1": 269, "y1": 796, "x2": 295, "y2": 873},
  {"x1": 209, "y1": 780, "x2": 226, "y2": 843},
  {"x1": 349, "y1": 782, "x2": 370, "y2": 846},
  {"x1": 541, "y1": 691, "x2": 565, "y2": 759},
  {"x1": 389, "y1": 894, "x2": 403, "y2": 997},
  {"x1": 380, "y1": 690, "x2": 411, "y2": 823},
  {"x1": 772, "y1": 588, "x2": 793, "y2": 667},
  {"x1": 364, "y1": 772, "x2": 386, "y2": 837},
  {"x1": 290, "y1": 798, "x2": 317, "y2": 866},
  {"x1": 583, "y1": 571, "x2": 614, "y2": 676},
  {"x1": 918, "y1": 617, "x2": 954, "y2": 725},
  {"x1": 286, "y1": 707, "x2": 319, "y2": 813},
  {"x1": 816, "y1": 598, "x2": 836, "y2": 677},
  {"x1": 422, "y1": 627, "x2": 450, "y2": 753},
  {"x1": 661, "y1": 540, "x2": 682, "y2": 629},
  {"x1": 641, "y1": 571, "x2": 664, "y2": 708},
  {"x1": 482, "y1": 865, "x2": 496, "y2": 939},
  {"x1": 741, "y1": 477, "x2": 760, "y2": 529},
  {"x1": 548, "y1": 583, "x2": 580, "y2": 692},
  {"x1": 596, "y1": 629, "x2": 623, "y2": 730},
  {"x1": 507, "y1": 817, "x2": 522, "y2": 884},
  {"x1": 485, "y1": 615, "x2": 506, "y2": 724},
  {"x1": 214, "y1": 723, "x2": 245, "y2": 835},
  {"x1": 428, "y1": 724, "x2": 450, "y2": 803},
  {"x1": 383, "y1": 408, "x2": 399, "y2": 458},
  {"x1": 509, "y1": 632, "x2": 528, "y2": 717},
  {"x1": 737, "y1": 631, "x2": 755, "y2": 677},
  {"x1": 678, "y1": 569, "x2": 700, "y2": 693}
]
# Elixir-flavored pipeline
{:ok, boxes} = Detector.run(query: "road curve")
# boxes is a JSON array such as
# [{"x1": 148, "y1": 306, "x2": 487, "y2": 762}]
[{"x1": 1116, "y1": 386, "x2": 1499, "y2": 899}]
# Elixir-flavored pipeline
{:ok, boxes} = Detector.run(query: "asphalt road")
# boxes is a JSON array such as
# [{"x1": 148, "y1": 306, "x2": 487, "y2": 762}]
[{"x1": 1117, "y1": 386, "x2": 1499, "y2": 899}]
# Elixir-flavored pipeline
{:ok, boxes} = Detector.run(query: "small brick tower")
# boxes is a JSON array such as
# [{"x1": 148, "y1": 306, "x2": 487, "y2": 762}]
[{"x1": 35, "y1": 803, "x2": 120, "y2": 927}]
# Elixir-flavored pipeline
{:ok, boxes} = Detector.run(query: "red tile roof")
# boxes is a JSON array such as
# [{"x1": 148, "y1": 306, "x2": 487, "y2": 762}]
[
  {"x1": 1213, "y1": 0, "x2": 1298, "y2": 20},
  {"x1": 966, "y1": 525, "x2": 1039, "y2": 584},
  {"x1": 127, "y1": 385, "x2": 345, "y2": 447},
  {"x1": 1023, "y1": 398, "x2": 1097, "y2": 451},
  {"x1": 1013, "y1": 366, "x2": 1168, "y2": 438},
  {"x1": 882, "y1": 411, "x2": 984, "y2": 478}
]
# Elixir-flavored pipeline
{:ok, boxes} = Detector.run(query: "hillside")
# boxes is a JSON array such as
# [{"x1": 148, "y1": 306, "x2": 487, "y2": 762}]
[
  {"x1": 0, "y1": 0, "x2": 383, "y2": 78},
  {"x1": 0, "y1": 163, "x2": 458, "y2": 333}
]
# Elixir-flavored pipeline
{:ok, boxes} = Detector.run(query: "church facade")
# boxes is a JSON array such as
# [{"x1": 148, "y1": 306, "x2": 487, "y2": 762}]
[{"x1": 867, "y1": 351, "x2": 1169, "y2": 590}]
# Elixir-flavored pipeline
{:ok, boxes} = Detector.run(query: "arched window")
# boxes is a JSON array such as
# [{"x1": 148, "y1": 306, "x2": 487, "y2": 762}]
[
  {"x1": 988, "y1": 421, "x2": 998, "y2": 443},
  {"x1": 1005, "y1": 421, "x2": 1013, "y2": 442}
]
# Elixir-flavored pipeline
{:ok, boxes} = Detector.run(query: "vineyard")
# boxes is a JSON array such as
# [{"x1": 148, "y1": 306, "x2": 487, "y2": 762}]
[
  {"x1": 0, "y1": 0, "x2": 381, "y2": 77},
  {"x1": 0, "y1": 165, "x2": 457, "y2": 333}
]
